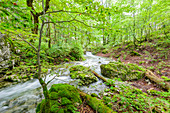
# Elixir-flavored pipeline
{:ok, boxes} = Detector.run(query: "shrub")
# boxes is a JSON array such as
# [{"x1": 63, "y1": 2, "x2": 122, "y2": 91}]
[
  {"x1": 70, "y1": 42, "x2": 84, "y2": 61},
  {"x1": 47, "y1": 43, "x2": 70, "y2": 58}
]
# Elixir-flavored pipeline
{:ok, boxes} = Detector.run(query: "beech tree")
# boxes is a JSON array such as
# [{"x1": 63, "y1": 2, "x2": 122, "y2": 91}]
[
  {"x1": 0, "y1": 0, "x2": 169, "y2": 112},
  {"x1": 27, "y1": 0, "x2": 50, "y2": 34}
]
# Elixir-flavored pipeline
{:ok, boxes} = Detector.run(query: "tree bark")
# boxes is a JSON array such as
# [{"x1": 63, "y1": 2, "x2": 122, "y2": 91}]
[
  {"x1": 91, "y1": 70, "x2": 108, "y2": 83},
  {"x1": 33, "y1": 15, "x2": 39, "y2": 34},
  {"x1": 37, "y1": 0, "x2": 51, "y2": 112},
  {"x1": 146, "y1": 70, "x2": 170, "y2": 90},
  {"x1": 27, "y1": 0, "x2": 51, "y2": 34}
]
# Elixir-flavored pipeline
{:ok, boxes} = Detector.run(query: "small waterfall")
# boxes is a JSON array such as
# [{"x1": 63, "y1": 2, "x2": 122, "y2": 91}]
[{"x1": 85, "y1": 51, "x2": 93, "y2": 56}]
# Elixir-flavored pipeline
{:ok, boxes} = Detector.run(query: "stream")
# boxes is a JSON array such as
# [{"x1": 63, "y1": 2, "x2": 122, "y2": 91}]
[{"x1": 0, "y1": 52, "x2": 114, "y2": 113}]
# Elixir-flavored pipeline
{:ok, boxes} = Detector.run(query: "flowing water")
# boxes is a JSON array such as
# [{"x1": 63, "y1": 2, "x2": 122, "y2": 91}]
[{"x1": 0, "y1": 52, "x2": 114, "y2": 113}]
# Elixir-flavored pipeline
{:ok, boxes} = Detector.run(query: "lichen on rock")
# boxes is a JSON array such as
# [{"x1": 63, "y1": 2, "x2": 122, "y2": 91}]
[
  {"x1": 36, "y1": 84, "x2": 82, "y2": 113},
  {"x1": 100, "y1": 62, "x2": 145, "y2": 81},
  {"x1": 69, "y1": 65, "x2": 98, "y2": 86}
]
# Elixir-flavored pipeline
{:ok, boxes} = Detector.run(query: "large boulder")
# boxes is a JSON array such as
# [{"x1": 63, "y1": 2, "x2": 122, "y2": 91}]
[
  {"x1": 69, "y1": 65, "x2": 98, "y2": 86},
  {"x1": 36, "y1": 84, "x2": 82, "y2": 113},
  {"x1": 100, "y1": 62, "x2": 145, "y2": 81}
]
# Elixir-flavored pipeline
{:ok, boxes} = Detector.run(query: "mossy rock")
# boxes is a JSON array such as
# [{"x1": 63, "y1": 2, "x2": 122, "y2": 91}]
[
  {"x1": 100, "y1": 62, "x2": 145, "y2": 81},
  {"x1": 36, "y1": 84, "x2": 82, "y2": 113},
  {"x1": 69, "y1": 65, "x2": 98, "y2": 86}
]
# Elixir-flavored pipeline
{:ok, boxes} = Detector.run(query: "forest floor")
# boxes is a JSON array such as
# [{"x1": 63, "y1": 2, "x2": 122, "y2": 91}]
[{"x1": 96, "y1": 36, "x2": 170, "y2": 92}]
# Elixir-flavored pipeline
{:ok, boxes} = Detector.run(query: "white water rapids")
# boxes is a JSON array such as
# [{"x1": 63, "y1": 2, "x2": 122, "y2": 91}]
[{"x1": 0, "y1": 52, "x2": 114, "y2": 113}]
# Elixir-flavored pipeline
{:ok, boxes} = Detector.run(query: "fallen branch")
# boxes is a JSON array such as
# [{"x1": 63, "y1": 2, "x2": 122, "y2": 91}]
[
  {"x1": 146, "y1": 69, "x2": 170, "y2": 90},
  {"x1": 90, "y1": 70, "x2": 107, "y2": 83}
]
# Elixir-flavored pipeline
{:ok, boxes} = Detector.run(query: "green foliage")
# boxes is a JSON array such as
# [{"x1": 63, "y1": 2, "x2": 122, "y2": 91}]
[
  {"x1": 147, "y1": 66, "x2": 155, "y2": 71},
  {"x1": 70, "y1": 42, "x2": 84, "y2": 61},
  {"x1": 47, "y1": 43, "x2": 70, "y2": 58},
  {"x1": 64, "y1": 58, "x2": 69, "y2": 62},
  {"x1": 90, "y1": 45, "x2": 103, "y2": 55},
  {"x1": 161, "y1": 76, "x2": 170, "y2": 82},
  {"x1": 102, "y1": 49, "x2": 109, "y2": 54},
  {"x1": 147, "y1": 89, "x2": 170, "y2": 99},
  {"x1": 139, "y1": 61, "x2": 145, "y2": 64},
  {"x1": 103, "y1": 79, "x2": 170, "y2": 112},
  {"x1": 1, "y1": 0, "x2": 170, "y2": 112}
]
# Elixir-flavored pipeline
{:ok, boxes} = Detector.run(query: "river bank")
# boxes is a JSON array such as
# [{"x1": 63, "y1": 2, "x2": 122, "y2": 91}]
[{"x1": 0, "y1": 52, "x2": 112, "y2": 113}]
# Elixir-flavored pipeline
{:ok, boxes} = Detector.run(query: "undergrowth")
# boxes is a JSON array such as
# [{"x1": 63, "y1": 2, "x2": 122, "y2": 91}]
[{"x1": 102, "y1": 78, "x2": 170, "y2": 112}]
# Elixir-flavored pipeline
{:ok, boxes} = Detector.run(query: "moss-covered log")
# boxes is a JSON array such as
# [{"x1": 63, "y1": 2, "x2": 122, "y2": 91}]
[
  {"x1": 78, "y1": 91, "x2": 116, "y2": 113},
  {"x1": 146, "y1": 70, "x2": 170, "y2": 90}
]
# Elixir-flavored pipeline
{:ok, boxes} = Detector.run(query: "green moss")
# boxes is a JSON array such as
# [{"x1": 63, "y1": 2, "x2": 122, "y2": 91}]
[
  {"x1": 61, "y1": 97, "x2": 72, "y2": 105},
  {"x1": 161, "y1": 76, "x2": 170, "y2": 82},
  {"x1": 100, "y1": 62, "x2": 145, "y2": 81},
  {"x1": 49, "y1": 84, "x2": 82, "y2": 104},
  {"x1": 36, "y1": 99, "x2": 45, "y2": 113},
  {"x1": 102, "y1": 49, "x2": 109, "y2": 54},
  {"x1": 50, "y1": 92, "x2": 58, "y2": 100},
  {"x1": 69, "y1": 65, "x2": 98, "y2": 86},
  {"x1": 64, "y1": 58, "x2": 69, "y2": 62},
  {"x1": 50, "y1": 105, "x2": 60, "y2": 113},
  {"x1": 36, "y1": 84, "x2": 82, "y2": 113},
  {"x1": 91, "y1": 93, "x2": 98, "y2": 97},
  {"x1": 57, "y1": 109, "x2": 65, "y2": 113},
  {"x1": 85, "y1": 95, "x2": 115, "y2": 113}
]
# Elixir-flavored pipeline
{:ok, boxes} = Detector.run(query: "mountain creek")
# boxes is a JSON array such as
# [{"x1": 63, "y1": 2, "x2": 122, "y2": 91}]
[{"x1": 0, "y1": 52, "x2": 114, "y2": 113}]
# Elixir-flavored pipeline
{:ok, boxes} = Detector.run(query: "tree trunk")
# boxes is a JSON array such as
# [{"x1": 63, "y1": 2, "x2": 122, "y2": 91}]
[
  {"x1": 47, "y1": 14, "x2": 51, "y2": 48},
  {"x1": 37, "y1": 0, "x2": 51, "y2": 112},
  {"x1": 91, "y1": 70, "x2": 108, "y2": 83},
  {"x1": 33, "y1": 15, "x2": 39, "y2": 34},
  {"x1": 103, "y1": 29, "x2": 106, "y2": 46},
  {"x1": 53, "y1": 23, "x2": 57, "y2": 42},
  {"x1": 133, "y1": 12, "x2": 136, "y2": 48},
  {"x1": 27, "y1": 0, "x2": 51, "y2": 34}
]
